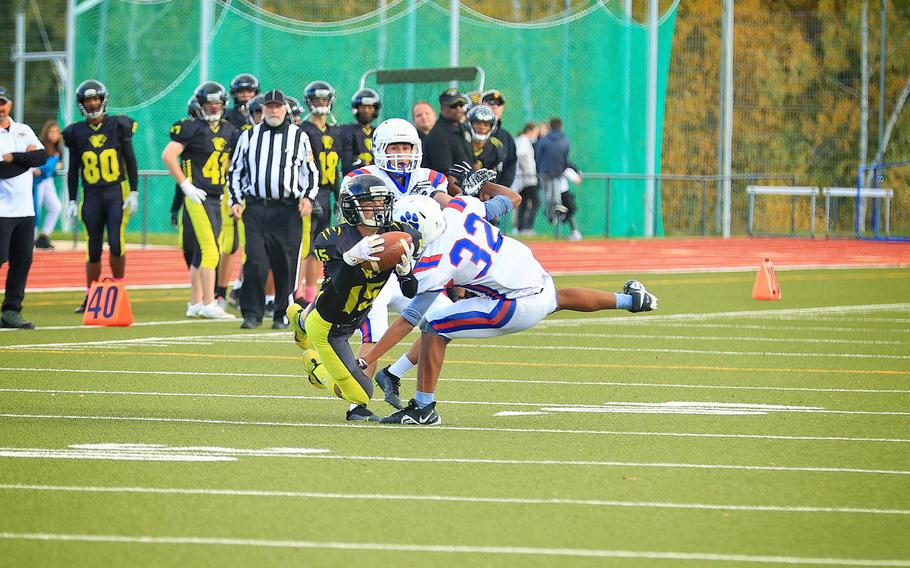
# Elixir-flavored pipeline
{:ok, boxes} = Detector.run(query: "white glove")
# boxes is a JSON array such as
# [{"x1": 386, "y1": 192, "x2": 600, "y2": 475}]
[
  {"x1": 394, "y1": 238, "x2": 415, "y2": 276},
  {"x1": 123, "y1": 191, "x2": 139, "y2": 215},
  {"x1": 461, "y1": 168, "x2": 497, "y2": 197},
  {"x1": 180, "y1": 179, "x2": 206, "y2": 204},
  {"x1": 66, "y1": 200, "x2": 79, "y2": 220},
  {"x1": 408, "y1": 180, "x2": 438, "y2": 197},
  {"x1": 342, "y1": 234, "x2": 385, "y2": 267}
]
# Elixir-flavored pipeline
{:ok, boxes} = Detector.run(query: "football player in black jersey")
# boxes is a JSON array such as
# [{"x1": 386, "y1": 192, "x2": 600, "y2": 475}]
[
  {"x1": 467, "y1": 104, "x2": 503, "y2": 174},
  {"x1": 63, "y1": 80, "x2": 139, "y2": 313},
  {"x1": 286, "y1": 174, "x2": 421, "y2": 422},
  {"x1": 287, "y1": 97, "x2": 304, "y2": 126},
  {"x1": 223, "y1": 73, "x2": 259, "y2": 129},
  {"x1": 162, "y1": 81, "x2": 240, "y2": 319},
  {"x1": 340, "y1": 87, "x2": 380, "y2": 175},
  {"x1": 299, "y1": 81, "x2": 343, "y2": 306},
  {"x1": 170, "y1": 96, "x2": 202, "y2": 269}
]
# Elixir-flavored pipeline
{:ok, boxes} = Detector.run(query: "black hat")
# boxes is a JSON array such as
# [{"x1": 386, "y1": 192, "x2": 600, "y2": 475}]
[
  {"x1": 481, "y1": 89, "x2": 505, "y2": 106},
  {"x1": 261, "y1": 89, "x2": 287, "y2": 105},
  {"x1": 439, "y1": 88, "x2": 466, "y2": 107},
  {"x1": 0, "y1": 86, "x2": 11, "y2": 103}
]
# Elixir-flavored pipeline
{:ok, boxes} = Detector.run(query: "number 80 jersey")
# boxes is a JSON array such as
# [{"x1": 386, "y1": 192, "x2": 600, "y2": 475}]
[
  {"x1": 63, "y1": 115, "x2": 138, "y2": 193},
  {"x1": 414, "y1": 196, "x2": 549, "y2": 300},
  {"x1": 169, "y1": 118, "x2": 241, "y2": 198}
]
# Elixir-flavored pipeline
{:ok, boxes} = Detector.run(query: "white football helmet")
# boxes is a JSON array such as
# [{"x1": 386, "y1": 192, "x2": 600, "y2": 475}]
[
  {"x1": 393, "y1": 195, "x2": 446, "y2": 248},
  {"x1": 372, "y1": 118, "x2": 423, "y2": 174}
]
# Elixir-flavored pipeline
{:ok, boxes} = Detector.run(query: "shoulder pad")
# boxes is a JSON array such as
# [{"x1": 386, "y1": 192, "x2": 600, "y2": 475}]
[{"x1": 490, "y1": 137, "x2": 503, "y2": 148}]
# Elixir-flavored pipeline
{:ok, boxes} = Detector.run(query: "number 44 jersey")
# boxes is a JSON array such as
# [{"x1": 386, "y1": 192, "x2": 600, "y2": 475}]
[
  {"x1": 414, "y1": 196, "x2": 549, "y2": 300},
  {"x1": 168, "y1": 118, "x2": 241, "y2": 198}
]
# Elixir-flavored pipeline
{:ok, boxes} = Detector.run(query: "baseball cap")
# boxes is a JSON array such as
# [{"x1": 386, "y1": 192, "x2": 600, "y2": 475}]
[
  {"x1": 261, "y1": 89, "x2": 287, "y2": 105},
  {"x1": 439, "y1": 88, "x2": 466, "y2": 107},
  {"x1": 481, "y1": 89, "x2": 505, "y2": 106},
  {"x1": 0, "y1": 86, "x2": 11, "y2": 103}
]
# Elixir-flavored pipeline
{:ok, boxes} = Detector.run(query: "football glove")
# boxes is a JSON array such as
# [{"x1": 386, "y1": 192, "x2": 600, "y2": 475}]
[
  {"x1": 408, "y1": 180, "x2": 439, "y2": 198},
  {"x1": 66, "y1": 200, "x2": 79, "y2": 220},
  {"x1": 394, "y1": 239, "x2": 415, "y2": 276},
  {"x1": 342, "y1": 234, "x2": 385, "y2": 266},
  {"x1": 462, "y1": 168, "x2": 497, "y2": 197},
  {"x1": 123, "y1": 191, "x2": 139, "y2": 215},
  {"x1": 447, "y1": 161, "x2": 473, "y2": 186},
  {"x1": 180, "y1": 179, "x2": 206, "y2": 204}
]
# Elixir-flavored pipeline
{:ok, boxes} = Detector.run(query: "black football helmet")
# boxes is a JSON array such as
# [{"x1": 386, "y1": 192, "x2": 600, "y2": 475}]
[
  {"x1": 187, "y1": 95, "x2": 202, "y2": 119},
  {"x1": 286, "y1": 96, "x2": 304, "y2": 124},
  {"x1": 304, "y1": 81, "x2": 336, "y2": 115},
  {"x1": 340, "y1": 174, "x2": 394, "y2": 228},
  {"x1": 194, "y1": 81, "x2": 227, "y2": 122},
  {"x1": 466, "y1": 104, "x2": 497, "y2": 142},
  {"x1": 246, "y1": 94, "x2": 265, "y2": 124},
  {"x1": 76, "y1": 79, "x2": 108, "y2": 119},
  {"x1": 350, "y1": 88, "x2": 381, "y2": 124},
  {"x1": 229, "y1": 73, "x2": 260, "y2": 106}
]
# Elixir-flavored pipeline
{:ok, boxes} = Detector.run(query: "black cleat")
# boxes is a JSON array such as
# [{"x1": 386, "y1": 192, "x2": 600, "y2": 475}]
[
  {"x1": 346, "y1": 404, "x2": 380, "y2": 422},
  {"x1": 374, "y1": 366, "x2": 404, "y2": 409},
  {"x1": 379, "y1": 399, "x2": 442, "y2": 426},
  {"x1": 74, "y1": 296, "x2": 87, "y2": 314},
  {"x1": 228, "y1": 288, "x2": 241, "y2": 308},
  {"x1": 1, "y1": 310, "x2": 35, "y2": 329},
  {"x1": 264, "y1": 301, "x2": 275, "y2": 319},
  {"x1": 240, "y1": 317, "x2": 261, "y2": 329},
  {"x1": 624, "y1": 280, "x2": 658, "y2": 313},
  {"x1": 34, "y1": 235, "x2": 54, "y2": 250}
]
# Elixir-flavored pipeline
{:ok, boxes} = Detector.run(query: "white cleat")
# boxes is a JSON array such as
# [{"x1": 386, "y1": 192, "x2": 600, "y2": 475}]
[
  {"x1": 199, "y1": 302, "x2": 236, "y2": 320},
  {"x1": 186, "y1": 303, "x2": 203, "y2": 318}
]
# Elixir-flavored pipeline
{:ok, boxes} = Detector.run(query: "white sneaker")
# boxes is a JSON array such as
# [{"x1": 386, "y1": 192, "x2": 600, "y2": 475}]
[
  {"x1": 186, "y1": 303, "x2": 203, "y2": 318},
  {"x1": 215, "y1": 298, "x2": 229, "y2": 311},
  {"x1": 199, "y1": 302, "x2": 236, "y2": 319},
  {"x1": 568, "y1": 230, "x2": 582, "y2": 241}
]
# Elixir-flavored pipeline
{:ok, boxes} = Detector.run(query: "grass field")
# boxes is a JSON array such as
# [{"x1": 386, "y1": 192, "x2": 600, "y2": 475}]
[{"x1": 1, "y1": 268, "x2": 908, "y2": 566}]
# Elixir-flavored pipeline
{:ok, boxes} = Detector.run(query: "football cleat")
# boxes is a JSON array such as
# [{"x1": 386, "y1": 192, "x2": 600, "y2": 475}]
[
  {"x1": 186, "y1": 303, "x2": 203, "y2": 318},
  {"x1": 286, "y1": 303, "x2": 313, "y2": 350},
  {"x1": 346, "y1": 404, "x2": 380, "y2": 422},
  {"x1": 199, "y1": 302, "x2": 235, "y2": 319},
  {"x1": 74, "y1": 296, "x2": 87, "y2": 314},
  {"x1": 374, "y1": 366, "x2": 404, "y2": 409},
  {"x1": 379, "y1": 399, "x2": 442, "y2": 426},
  {"x1": 624, "y1": 280, "x2": 658, "y2": 313},
  {"x1": 301, "y1": 349, "x2": 326, "y2": 390}
]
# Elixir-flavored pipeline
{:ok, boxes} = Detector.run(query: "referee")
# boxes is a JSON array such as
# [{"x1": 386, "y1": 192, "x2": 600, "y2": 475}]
[{"x1": 228, "y1": 89, "x2": 319, "y2": 329}]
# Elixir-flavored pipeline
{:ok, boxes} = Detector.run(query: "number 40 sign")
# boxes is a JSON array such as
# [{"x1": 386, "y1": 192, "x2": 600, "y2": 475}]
[{"x1": 82, "y1": 279, "x2": 134, "y2": 327}]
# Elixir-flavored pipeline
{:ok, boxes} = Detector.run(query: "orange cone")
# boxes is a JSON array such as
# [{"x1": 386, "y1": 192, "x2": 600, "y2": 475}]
[
  {"x1": 752, "y1": 258, "x2": 782, "y2": 301},
  {"x1": 82, "y1": 278, "x2": 134, "y2": 326}
]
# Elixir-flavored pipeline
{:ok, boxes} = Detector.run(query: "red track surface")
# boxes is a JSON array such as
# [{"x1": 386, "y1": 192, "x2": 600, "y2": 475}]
[{"x1": 4, "y1": 238, "x2": 909, "y2": 290}]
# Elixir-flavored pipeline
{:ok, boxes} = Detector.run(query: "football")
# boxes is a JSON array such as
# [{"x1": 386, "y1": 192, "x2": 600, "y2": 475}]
[{"x1": 361, "y1": 231, "x2": 413, "y2": 272}]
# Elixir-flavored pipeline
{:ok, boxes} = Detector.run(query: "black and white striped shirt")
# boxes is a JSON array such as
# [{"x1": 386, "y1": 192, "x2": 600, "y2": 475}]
[{"x1": 228, "y1": 121, "x2": 319, "y2": 205}]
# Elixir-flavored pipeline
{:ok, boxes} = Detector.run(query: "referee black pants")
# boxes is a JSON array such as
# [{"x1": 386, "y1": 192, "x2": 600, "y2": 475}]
[
  {"x1": 0, "y1": 216, "x2": 35, "y2": 313},
  {"x1": 240, "y1": 200, "x2": 303, "y2": 324}
]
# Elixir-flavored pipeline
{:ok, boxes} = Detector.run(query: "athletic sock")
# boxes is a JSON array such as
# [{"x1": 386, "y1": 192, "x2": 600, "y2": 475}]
[
  {"x1": 215, "y1": 286, "x2": 227, "y2": 299},
  {"x1": 388, "y1": 354, "x2": 415, "y2": 378},
  {"x1": 614, "y1": 293, "x2": 633, "y2": 310},
  {"x1": 414, "y1": 390, "x2": 435, "y2": 409}
]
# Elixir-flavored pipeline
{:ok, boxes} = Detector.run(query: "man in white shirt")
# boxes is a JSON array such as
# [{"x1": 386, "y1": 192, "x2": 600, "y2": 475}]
[{"x1": 0, "y1": 86, "x2": 45, "y2": 329}]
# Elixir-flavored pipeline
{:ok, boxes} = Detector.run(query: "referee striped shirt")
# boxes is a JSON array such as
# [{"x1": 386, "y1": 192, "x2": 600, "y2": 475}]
[{"x1": 228, "y1": 121, "x2": 319, "y2": 206}]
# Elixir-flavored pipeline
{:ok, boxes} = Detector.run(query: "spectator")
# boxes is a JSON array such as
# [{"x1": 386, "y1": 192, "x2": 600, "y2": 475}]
[
  {"x1": 410, "y1": 100, "x2": 436, "y2": 146},
  {"x1": 0, "y1": 85, "x2": 45, "y2": 329},
  {"x1": 481, "y1": 89, "x2": 516, "y2": 188},
  {"x1": 536, "y1": 116, "x2": 581, "y2": 241},
  {"x1": 32, "y1": 119, "x2": 63, "y2": 249},
  {"x1": 513, "y1": 121, "x2": 540, "y2": 234},
  {"x1": 421, "y1": 88, "x2": 471, "y2": 182}
]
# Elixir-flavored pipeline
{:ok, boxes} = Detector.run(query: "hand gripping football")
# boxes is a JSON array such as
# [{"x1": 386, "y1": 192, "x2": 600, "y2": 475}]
[{"x1": 361, "y1": 231, "x2": 413, "y2": 272}]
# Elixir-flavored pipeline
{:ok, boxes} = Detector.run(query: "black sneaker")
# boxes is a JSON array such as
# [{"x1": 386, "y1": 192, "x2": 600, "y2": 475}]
[
  {"x1": 264, "y1": 301, "x2": 275, "y2": 318},
  {"x1": 346, "y1": 405, "x2": 380, "y2": 422},
  {"x1": 379, "y1": 399, "x2": 442, "y2": 426},
  {"x1": 34, "y1": 234, "x2": 54, "y2": 250},
  {"x1": 1, "y1": 310, "x2": 34, "y2": 329},
  {"x1": 240, "y1": 317, "x2": 261, "y2": 329},
  {"x1": 74, "y1": 296, "x2": 87, "y2": 314},
  {"x1": 374, "y1": 366, "x2": 404, "y2": 409},
  {"x1": 228, "y1": 288, "x2": 241, "y2": 308},
  {"x1": 623, "y1": 280, "x2": 658, "y2": 313}
]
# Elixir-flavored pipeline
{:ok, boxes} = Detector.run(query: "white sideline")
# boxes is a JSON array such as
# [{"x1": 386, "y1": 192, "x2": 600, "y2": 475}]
[
  {"x1": 1, "y1": 366, "x2": 908, "y2": 394},
  {"x1": 0, "y1": 532, "x2": 907, "y2": 565},
  {"x1": 2, "y1": 388, "x2": 909, "y2": 418},
  {"x1": 2, "y1": 484, "x2": 907, "y2": 516},
  {"x1": 1, "y1": 412, "x2": 909, "y2": 446}
]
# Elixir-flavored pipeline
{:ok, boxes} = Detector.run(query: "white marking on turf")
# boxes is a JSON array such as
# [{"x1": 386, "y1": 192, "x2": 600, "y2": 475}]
[
  {"x1": 494, "y1": 411, "x2": 549, "y2": 416},
  {"x1": 3, "y1": 484, "x2": 909, "y2": 516},
  {"x1": 2, "y1": 367, "x2": 910, "y2": 395},
  {"x1": 0, "y1": 533, "x2": 908, "y2": 565},
  {"x1": 0, "y1": 318, "x2": 238, "y2": 332},
  {"x1": 0, "y1": 444, "x2": 331, "y2": 462},
  {"x1": 521, "y1": 331, "x2": 902, "y2": 345},
  {"x1": 3, "y1": 388, "x2": 909, "y2": 417},
  {"x1": 593, "y1": 321, "x2": 910, "y2": 334}
]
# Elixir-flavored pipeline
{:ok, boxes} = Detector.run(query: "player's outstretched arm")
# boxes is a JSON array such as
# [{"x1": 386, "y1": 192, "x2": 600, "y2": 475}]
[
  {"x1": 479, "y1": 179, "x2": 521, "y2": 209},
  {"x1": 361, "y1": 315, "x2": 414, "y2": 366}
]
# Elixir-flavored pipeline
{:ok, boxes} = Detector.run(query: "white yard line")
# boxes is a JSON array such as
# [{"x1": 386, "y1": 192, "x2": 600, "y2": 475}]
[
  {"x1": 0, "y1": 318, "x2": 237, "y2": 333},
  {"x1": 2, "y1": 366, "x2": 908, "y2": 394},
  {"x1": 596, "y1": 321, "x2": 910, "y2": 334},
  {"x1": 0, "y1": 413, "x2": 907, "y2": 444},
  {"x1": 0, "y1": 532, "x2": 907, "y2": 565},
  {"x1": 2, "y1": 484, "x2": 907, "y2": 515},
  {"x1": 2, "y1": 388, "x2": 909, "y2": 417},
  {"x1": 521, "y1": 332, "x2": 902, "y2": 345}
]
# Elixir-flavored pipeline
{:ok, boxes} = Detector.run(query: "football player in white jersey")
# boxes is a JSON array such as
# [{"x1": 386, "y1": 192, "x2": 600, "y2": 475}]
[
  {"x1": 363, "y1": 194, "x2": 657, "y2": 425},
  {"x1": 346, "y1": 119, "x2": 519, "y2": 409}
]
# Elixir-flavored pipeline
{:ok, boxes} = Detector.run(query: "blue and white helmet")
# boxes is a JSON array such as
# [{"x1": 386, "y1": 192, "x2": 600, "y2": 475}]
[
  {"x1": 393, "y1": 194, "x2": 446, "y2": 247},
  {"x1": 372, "y1": 118, "x2": 423, "y2": 174}
]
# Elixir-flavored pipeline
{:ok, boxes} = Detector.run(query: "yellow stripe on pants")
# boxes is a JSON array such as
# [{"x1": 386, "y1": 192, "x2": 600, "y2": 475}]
[{"x1": 184, "y1": 198, "x2": 220, "y2": 269}]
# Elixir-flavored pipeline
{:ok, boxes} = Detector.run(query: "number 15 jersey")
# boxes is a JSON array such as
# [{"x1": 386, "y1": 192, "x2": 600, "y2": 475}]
[{"x1": 413, "y1": 196, "x2": 548, "y2": 300}]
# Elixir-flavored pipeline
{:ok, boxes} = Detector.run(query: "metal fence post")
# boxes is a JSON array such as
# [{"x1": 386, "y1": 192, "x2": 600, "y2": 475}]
[
  {"x1": 604, "y1": 177, "x2": 611, "y2": 237},
  {"x1": 701, "y1": 179, "x2": 708, "y2": 236},
  {"x1": 141, "y1": 174, "x2": 149, "y2": 248}
]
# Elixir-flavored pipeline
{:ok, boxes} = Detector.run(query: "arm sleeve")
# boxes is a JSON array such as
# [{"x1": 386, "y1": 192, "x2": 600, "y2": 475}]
[
  {"x1": 483, "y1": 194, "x2": 514, "y2": 221},
  {"x1": 11, "y1": 149, "x2": 48, "y2": 168},
  {"x1": 401, "y1": 291, "x2": 440, "y2": 325},
  {"x1": 397, "y1": 271, "x2": 418, "y2": 299},
  {"x1": 227, "y1": 128, "x2": 250, "y2": 206}
]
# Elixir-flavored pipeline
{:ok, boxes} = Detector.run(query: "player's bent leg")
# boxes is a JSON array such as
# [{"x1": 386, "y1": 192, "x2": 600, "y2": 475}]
[
  {"x1": 286, "y1": 303, "x2": 315, "y2": 351},
  {"x1": 304, "y1": 308, "x2": 373, "y2": 406}
]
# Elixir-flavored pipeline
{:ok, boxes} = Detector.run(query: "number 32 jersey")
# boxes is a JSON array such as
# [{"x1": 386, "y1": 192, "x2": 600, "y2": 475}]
[
  {"x1": 63, "y1": 115, "x2": 137, "y2": 193},
  {"x1": 414, "y1": 196, "x2": 548, "y2": 300},
  {"x1": 169, "y1": 118, "x2": 241, "y2": 198}
]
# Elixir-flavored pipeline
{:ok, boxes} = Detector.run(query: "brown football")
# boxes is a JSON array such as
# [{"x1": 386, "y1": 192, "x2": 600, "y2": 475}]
[{"x1": 360, "y1": 231, "x2": 413, "y2": 272}]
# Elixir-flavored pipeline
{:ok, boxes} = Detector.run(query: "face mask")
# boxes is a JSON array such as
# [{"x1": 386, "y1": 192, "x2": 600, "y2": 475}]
[{"x1": 264, "y1": 115, "x2": 284, "y2": 127}]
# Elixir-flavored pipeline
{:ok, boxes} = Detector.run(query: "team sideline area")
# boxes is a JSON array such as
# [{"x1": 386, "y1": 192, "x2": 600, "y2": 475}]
[{"x1": 1, "y1": 266, "x2": 909, "y2": 566}]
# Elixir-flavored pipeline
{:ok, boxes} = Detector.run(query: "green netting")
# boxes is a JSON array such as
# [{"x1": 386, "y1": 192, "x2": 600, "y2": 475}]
[{"x1": 72, "y1": 0, "x2": 677, "y2": 237}]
